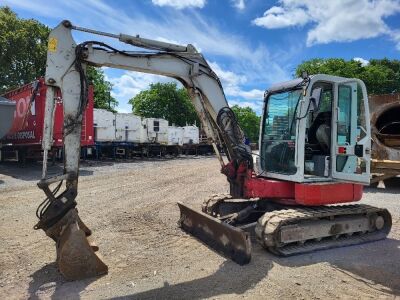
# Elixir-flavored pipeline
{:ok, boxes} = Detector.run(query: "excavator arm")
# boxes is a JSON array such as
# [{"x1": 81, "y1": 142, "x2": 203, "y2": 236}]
[{"x1": 35, "y1": 20, "x2": 253, "y2": 280}]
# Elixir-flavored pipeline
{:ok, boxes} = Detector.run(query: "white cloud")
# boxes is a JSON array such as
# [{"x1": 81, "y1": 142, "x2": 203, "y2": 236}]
[
  {"x1": 108, "y1": 62, "x2": 265, "y2": 114},
  {"x1": 228, "y1": 88, "x2": 264, "y2": 100},
  {"x1": 107, "y1": 71, "x2": 178, "y2": 112},
  {"x1": 209, "y1": 62, "x2": 246, "y2": 87},
  {"x1": 353, "y1": 57, "x2": 370, "y2": 66},
  {"x1": 228, "y1": 99, "x2": 263, "y2": 114},
  {"x1": 389, "y1": 30, "x2": 400, "y2": 50},
  {"x1": 209, "y1": 62, "x2": 264, "y2": 100},
  {"x1": 5, "y1": 0, "x2": 292, "y2": 79},
  {"x1": 231, "y1": 0, "x2": 245, "y2": 11},
  {"x1": 253, "y1": 0, "x2": 400, "y2": 47},
  {"x1": 152, "y1": 0, "x2": 206, "y2": 9},
  {"x1": 253, "y1": 5, "x2": 309, "y2": 29},
  {"x1": 5, "y1": 0, "x2": 291, "y2": 109},
  {"x1": 4, "y1": 0, "x2": 278, "y2": 62}
]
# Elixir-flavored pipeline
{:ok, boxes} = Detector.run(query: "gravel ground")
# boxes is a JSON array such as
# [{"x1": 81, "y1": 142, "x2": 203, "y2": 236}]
[{"x1": 0, "y1": 157, "x2": 399, "y2": 300}]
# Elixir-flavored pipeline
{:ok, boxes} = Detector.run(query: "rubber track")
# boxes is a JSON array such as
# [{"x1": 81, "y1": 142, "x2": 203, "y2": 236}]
[{"x1": 255, "y1": 204, "x2": 392, "y2": 256}]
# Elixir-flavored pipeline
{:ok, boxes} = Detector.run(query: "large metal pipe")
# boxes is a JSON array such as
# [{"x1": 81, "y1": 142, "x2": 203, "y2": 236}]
[{"x1": 369, "y1": 93, "x2": 400, "y2": 161}]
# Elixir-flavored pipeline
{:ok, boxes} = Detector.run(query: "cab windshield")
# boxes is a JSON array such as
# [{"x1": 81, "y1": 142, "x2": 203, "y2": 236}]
[{"x1": 261, "y1": 89, "x2": 302, "y2": 175}]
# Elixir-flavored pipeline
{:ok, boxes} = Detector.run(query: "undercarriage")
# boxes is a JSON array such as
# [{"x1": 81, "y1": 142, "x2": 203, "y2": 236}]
[{"x1": 178, "y1": 194, "x2": 392, "y2": 262}]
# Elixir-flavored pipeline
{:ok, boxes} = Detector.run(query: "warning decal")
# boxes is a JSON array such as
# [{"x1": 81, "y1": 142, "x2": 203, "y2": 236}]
[{"x1": 48, "y1": 37, "x2": 58, "y2": 52}]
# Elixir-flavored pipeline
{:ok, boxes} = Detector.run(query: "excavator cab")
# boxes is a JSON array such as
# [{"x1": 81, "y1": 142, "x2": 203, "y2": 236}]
[
  {"x1": 259, "y1": 74, "x2": 371, "y2": 185},
  {"x1": 183, "y1": 75, "x2": 391, "y2": 265}
]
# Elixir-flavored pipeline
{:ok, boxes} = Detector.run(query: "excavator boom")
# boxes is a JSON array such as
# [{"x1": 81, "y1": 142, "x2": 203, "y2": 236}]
[{"x1": 36, "y1": 20, "x2": 253, "y2": 279}]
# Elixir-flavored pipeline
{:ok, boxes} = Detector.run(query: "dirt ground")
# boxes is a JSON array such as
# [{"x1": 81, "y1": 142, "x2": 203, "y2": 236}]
[{"x1": 0, "y1": 157, "x2": 399, "y2": 300}]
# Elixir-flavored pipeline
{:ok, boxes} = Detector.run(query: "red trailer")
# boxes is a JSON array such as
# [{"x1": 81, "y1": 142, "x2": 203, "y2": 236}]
[{"x1": 0, "y1": 78, "x2": 94, "y2": 162}]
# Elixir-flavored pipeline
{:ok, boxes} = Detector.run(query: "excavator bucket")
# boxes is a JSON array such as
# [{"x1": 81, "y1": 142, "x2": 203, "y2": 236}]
[
  {"x1": 38, "y1": 209, "x2": 108, "y2": 281},
  {"x1": 177, "y1": 202, "x2": 251, "y2": 265},
  {"x1": 57, "y1": 221, "x2": 108, "y2": 280}
]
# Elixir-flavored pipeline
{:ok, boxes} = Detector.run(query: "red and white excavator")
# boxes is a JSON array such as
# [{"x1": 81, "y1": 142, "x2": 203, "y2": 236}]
[{"x1": 35, "y1": 20, "x2": 392, "y2": 280}]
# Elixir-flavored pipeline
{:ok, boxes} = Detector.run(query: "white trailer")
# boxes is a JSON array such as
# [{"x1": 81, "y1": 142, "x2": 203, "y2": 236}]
[
  {"x1": 183, "y1": 125, "x2": 199, "y2": 144},
  {"x1": 93, "y1": 109, "x2": 116, "y2": 142},
  {"x1": 167, "y1": 126, "x2": 184, "y2": 146},
  {"x1": 93, "y1": 109, "x2": 207, "y2": 158},
  {"x1": 115, "y1": 113, "x2": 142, "y2": 143},
  {"x1": 142, "y1": 118, "x2": 169, "y2": 144}
]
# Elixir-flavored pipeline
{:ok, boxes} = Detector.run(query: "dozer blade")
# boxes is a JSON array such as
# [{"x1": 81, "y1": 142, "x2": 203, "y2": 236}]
[
  {"x1": 177, "y1": 202, "x2": 251, "y2": 265},
  {"x1": 57, "y1": 221, "x2": 108, "y2": 280}
]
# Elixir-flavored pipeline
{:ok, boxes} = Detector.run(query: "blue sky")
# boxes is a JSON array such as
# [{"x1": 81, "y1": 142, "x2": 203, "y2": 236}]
[{"x1": 3, "y1": 0, "x2": 400, "y2": 114}]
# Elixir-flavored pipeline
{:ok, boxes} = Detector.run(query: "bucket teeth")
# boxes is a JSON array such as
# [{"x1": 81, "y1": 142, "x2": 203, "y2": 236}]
[
  {"x1": 77, "y1": 214, "x2": 92, "y2": 236},
  {"x1": 89, "y1": 242, "x2": 100, "y2": 252}
]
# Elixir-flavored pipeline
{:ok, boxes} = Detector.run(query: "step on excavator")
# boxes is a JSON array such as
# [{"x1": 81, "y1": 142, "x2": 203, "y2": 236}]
[{"x1": 35, "y1": 20, "x2": 392, "y2": 280}]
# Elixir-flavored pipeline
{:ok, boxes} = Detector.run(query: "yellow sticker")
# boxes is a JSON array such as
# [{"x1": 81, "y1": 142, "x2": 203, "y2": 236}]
[{"x1": 48, "y1": 37, "x2": 58, "y2": 52}]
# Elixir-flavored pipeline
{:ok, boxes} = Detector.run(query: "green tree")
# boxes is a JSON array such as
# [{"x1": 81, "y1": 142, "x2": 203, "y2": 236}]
[
  {"x1": 295, "y1": 58, "x2": 400, "y2": 94},
  {"x1": 0, "y1": 7, "x2": 49, "y2": 93},
  {"x1": 367, "y1": 59, "x2": 400, "y2": 94},
  {"x1": 0, "y1": 6, "x2": 117, "y2": 110},
  {"x1": 129, "y1": 82, "x2": 199, "y2": 126},
  {"x1": 295, "y1": 58, "x2": 363, "y2": 79},
  {"x1": 86, "y1": 66, "x2": 118, "y2": 111},
  {"x1": 231, "y1": 105, "x2": 260, "y2": 142}
]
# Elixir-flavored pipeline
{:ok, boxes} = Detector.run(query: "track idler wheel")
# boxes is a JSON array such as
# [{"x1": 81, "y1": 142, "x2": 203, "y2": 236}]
[{"x1": 45, "y1": 209, "x2": 108, "y2": 280}]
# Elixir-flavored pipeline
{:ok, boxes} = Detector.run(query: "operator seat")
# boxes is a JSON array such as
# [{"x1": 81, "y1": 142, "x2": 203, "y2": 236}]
[{"x1": 308, "y1": 111, "x2": 331, "y2": 154}]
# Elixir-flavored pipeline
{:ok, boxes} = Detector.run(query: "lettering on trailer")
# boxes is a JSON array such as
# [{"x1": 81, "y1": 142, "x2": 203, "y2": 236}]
[
  {"x1": 14, "y1": 95, "x2": 35, "y2": 118},
  {"x1": 6, "y1": 130, "x2": 36, "y2": 140},
  {"x1": 8, "y1": 94, "x2": 35, "y2": 134}
]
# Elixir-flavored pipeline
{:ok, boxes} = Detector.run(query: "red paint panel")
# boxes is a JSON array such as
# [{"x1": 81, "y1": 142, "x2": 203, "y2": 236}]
[
  {"x1": 243, "y1": 177, "x2": 295, "y2": 199},
  {"x1": 53, "y1": 91, "x2": 65, "y2": 147},
  {"x1": 294, "y1": 183, "x2": 363, "y2": 205},
  {"x1": 2, "y1": 78, "x2": 94, "y2": 148},
  {"x1": 82, "y1": 86, "x2": 94, "y2": 147},
  {"x1": 242, "y1": 174, "x2": 363, "y2": 206},
  {"x1": 5, "y1": 83, "x2": 34, "y2": 134},
  {"x1": 2, "y1": 78, "x2": 47, "y2": 145}
]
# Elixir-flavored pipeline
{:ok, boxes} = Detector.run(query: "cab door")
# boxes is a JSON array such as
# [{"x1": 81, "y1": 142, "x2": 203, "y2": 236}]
[{"x1": 331, "y1": 80, "x2": 371, "y2": 184}]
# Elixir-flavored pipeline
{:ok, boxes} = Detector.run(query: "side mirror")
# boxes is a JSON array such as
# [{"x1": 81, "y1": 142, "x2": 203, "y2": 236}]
[{"x1": 310, "y1": 87, "x2": 322, "y2": 111}]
